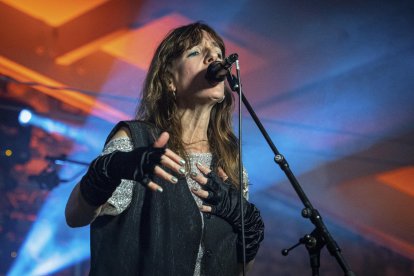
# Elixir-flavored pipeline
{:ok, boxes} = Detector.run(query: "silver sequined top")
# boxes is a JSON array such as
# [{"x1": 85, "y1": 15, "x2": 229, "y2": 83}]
[{"x1": 98, "y1": 137, "x2": 249, "y2": 276}]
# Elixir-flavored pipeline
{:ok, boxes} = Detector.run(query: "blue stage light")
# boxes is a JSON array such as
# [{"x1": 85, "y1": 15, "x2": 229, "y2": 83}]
[
  {"x1": 18, "y1": 109, "x2": 32, "y2": 125},
  {"x1": 7, "y1": 179, "x2": 90, "y2": 275},
  {"x1": 6, "y1": 117, "x2": 109, "y2": 275}
]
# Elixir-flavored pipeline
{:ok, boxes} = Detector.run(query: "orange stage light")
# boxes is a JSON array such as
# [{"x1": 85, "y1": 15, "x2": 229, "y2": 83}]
[
  {"x1": 376, "y1": 166, "x2": 414, "y2": 198},
  {"x1": 1, "y1": 0, "x2": 109, "y2": 27},
  {"x1": 0, "y1": 56, "x2": 129, "y2": 123}
]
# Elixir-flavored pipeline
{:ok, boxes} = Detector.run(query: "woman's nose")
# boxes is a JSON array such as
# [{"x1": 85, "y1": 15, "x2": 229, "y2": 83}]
[{"x1": 205, "y1": 51, "x2": 220, "y2": 64}]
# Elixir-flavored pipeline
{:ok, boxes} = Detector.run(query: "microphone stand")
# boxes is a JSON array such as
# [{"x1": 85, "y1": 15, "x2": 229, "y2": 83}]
[
  {"x1": 226, "y1": 64, "x2": 355, "y2": 276},
  {"x1": 234, "y1": 60, "x2": 247, "y2": 276}
]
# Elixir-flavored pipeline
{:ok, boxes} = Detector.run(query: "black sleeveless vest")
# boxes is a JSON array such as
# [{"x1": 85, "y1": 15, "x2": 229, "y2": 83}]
[{"x1": 89, "y1": 121, "x2": 239, "y2": 276}]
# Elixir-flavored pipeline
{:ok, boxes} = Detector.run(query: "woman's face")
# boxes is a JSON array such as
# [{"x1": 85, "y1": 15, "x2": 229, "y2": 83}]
[{"x1": 169, "y1": 31, "x2": 225, "y2": 107}]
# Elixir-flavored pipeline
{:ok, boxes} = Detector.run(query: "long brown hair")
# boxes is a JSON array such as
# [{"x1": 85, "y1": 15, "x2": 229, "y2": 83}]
[{"x1": 136, "y1": 22, "x2": 240, "y2": 187}]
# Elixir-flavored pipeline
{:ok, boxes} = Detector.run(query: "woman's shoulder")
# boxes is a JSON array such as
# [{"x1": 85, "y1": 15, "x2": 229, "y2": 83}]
[
  {"x1": 104, "y1": 120, "x2": 162, "y2": 148},
  {"x1": 106, "y1": 120, "x2": 156, "y2": 141},
  {"x1": 111, "y1": 127, "x2": 131, "y2": 140},
  {"x1": 118, "y1": 120, "x2": 159, "y2": 133}
]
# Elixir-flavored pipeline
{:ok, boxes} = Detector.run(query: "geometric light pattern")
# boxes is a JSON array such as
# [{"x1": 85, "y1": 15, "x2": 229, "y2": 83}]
[
  {"x1": 376, "y1": 166, "x2": 414, "y2": 198},
  {"x1": 1, "y1": 0, "x2": 109, "y2": 27}
]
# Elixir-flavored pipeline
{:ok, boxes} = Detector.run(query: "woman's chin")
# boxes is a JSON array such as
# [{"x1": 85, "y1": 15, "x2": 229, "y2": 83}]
[{"x1": 210, "y1": 95, "x2": 224, "y2": 103}]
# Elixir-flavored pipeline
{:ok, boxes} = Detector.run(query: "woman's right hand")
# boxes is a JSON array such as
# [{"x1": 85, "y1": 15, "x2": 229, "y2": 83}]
[
  {"x1": 79, "y1": 131, "x2": 184, "y2": 207},
  {"x1": 66, "y1": 131, "x2": 184, "y2": 227},
  {"x1": 145, "y1": 132, "x2": 186, "y2": 192}
]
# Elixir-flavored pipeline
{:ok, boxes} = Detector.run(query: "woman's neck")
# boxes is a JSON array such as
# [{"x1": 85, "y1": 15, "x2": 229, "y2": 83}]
[{"x1": 178, "y1": 105, "x2": 212, "y2": 153}]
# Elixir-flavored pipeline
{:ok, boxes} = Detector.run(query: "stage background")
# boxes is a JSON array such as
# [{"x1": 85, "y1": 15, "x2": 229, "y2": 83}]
[{"x1": 0, "y1": 0, "x2": 413, "y2": 275}]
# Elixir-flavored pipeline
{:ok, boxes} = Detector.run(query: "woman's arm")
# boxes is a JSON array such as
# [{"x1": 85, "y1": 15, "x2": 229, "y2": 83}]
[
  {"x1": 64, "y1": 128, "x2": 131, "y2": 228},
  {"x1": 65, "y1": 127, "x2": 185, "y2": 227},
  {"x1": 65, "y1": 182, "x2": 103, "y2": 227}
]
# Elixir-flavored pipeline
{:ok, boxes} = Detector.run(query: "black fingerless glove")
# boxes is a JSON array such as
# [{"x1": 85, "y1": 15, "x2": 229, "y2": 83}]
[
  {"x1": 203, "y1": 172, "x2": 265, "y2": 262},
  {"x1": 79, "y1": 146, "x2": 165, "y2": 206}
]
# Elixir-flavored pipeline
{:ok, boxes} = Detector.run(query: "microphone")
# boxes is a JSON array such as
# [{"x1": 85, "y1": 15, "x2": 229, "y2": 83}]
[{"x1": 205, "y1": 53, "x2": 238, "y2": 83}]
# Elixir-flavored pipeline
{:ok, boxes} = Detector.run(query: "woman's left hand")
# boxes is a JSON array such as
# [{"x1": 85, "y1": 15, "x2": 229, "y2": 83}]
[
  {"x1": 191, "y1": 162, "x2": 264, "y2": 263},
  {"x1": 190, "y1": 162, "x2": 240, "y2": 217}
]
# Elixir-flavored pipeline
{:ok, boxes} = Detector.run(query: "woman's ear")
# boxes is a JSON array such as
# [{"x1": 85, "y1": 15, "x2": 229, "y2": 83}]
[
  {"x1": 165, "y1": 69, "x2": 176, "y2": 95},
  {"x1": 168, "y1": 79, "x2": 176, "y2": 94}
]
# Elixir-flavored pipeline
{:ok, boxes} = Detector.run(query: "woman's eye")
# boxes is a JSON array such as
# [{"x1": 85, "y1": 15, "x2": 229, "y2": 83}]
[
  {"x1": 217, "y1": 53, "x2": 223, "y2": 59},
  {"x1": 188, "y1": 51, "x2": 200, "y2": 57}
]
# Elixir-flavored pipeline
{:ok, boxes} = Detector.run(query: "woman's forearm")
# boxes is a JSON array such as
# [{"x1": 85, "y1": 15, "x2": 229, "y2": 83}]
[{"x1": 65, "y1": 182, "x2": 102, "y2": 227}]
